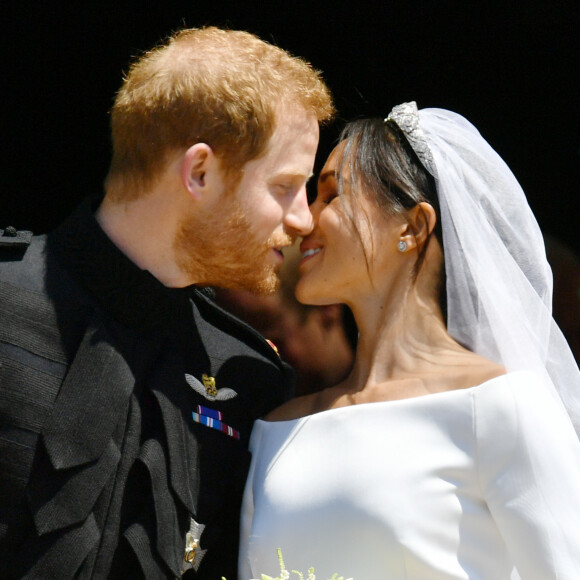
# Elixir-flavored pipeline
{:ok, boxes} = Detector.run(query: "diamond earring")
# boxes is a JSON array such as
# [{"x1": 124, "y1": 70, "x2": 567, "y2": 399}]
[{"x1": 398, "y1": 241, "x2": 408, "y2": 252}]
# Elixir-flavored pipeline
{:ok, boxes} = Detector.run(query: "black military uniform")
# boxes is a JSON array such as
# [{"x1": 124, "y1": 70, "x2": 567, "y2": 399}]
[{"x1": 0, "y1": 199, "x2": 293, "y2": 579}]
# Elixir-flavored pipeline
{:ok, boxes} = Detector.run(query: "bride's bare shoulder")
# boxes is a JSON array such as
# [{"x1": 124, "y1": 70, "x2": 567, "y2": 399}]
[
  {"x1": 264, "y1": 382, "x2": 350, "y2": 421},
  {"x1": 263, "y1": 392, "x2": 322, "y2": 422},
  {"x1": 452, "y1": 352, "x2": 506, "y2": 389}
]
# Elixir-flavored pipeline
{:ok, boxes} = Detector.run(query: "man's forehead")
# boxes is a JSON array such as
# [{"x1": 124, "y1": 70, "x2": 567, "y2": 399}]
[
  {"x1": 256, "y1": 125, "x2": 318, "y2": 171},
  {"x1": 271, "y1": 106, "x2": 319, "y2": 140}
]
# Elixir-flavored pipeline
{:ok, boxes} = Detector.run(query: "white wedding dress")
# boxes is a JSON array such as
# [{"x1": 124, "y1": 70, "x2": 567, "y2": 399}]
[{"x1": 239, "y1": 371, "x2": 580, "y2": 579}]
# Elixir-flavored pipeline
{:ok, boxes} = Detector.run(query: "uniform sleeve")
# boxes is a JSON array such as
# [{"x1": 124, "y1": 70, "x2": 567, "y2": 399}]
[{"x1": 474, "y1": 372, "x2": 580, "y2": 579}]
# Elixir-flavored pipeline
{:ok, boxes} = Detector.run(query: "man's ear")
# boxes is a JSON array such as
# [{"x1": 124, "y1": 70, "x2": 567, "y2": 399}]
[
  {"x1": 399, "y1": 202, "x2": 437, "y2": 251},
  {"x1": 181, "y1": 143, "x2": 215, "y2": 200}
]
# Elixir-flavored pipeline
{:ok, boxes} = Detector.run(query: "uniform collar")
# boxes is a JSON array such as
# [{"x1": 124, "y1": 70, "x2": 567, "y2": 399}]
[{"x1": 49, "y1": 196, "x2": 196, "y2": 333}]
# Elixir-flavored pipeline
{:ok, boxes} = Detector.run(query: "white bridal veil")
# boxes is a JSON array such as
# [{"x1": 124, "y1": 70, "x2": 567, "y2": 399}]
[{"x1": 388, "y1": 102, "x2": 580, "y2": 437}]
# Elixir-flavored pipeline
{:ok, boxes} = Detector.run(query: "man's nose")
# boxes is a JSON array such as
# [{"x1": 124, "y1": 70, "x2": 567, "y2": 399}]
[{"x1": 284, "y1": 186, "x2": 313, "y2": 236}]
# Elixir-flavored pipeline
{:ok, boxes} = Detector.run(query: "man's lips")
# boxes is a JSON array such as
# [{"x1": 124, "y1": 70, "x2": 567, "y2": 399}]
[{"x1": 272, "y1": 246, "x2": 291, "y2": 262}]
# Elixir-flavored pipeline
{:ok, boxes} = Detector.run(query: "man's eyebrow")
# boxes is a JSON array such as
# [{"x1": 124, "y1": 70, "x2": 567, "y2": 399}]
[
  {"x1": 271, "y1": 172, "x2": 314, "y2": 184},
  {"x1": 279, "y1": 171, "x2": 310, "y2": 179}
]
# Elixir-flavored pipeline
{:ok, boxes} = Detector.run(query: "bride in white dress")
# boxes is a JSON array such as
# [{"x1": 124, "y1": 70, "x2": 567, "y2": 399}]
[{"x1": 239, "y1": 103, "x2": 580, "y2": 579}]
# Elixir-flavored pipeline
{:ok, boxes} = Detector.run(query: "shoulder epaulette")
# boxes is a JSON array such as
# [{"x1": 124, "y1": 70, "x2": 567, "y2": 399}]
[{"x1": 0, "y1": 226, "x2": 33, "y2": 249}]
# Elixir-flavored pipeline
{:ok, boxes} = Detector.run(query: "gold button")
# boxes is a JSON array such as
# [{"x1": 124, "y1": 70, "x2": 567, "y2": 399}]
[
  {"x1": 184, "y1": 546, "x2": 196, "y2": 563},
  {"x1": 184, "y1": 531, "x2": 198, "y2": 563}
]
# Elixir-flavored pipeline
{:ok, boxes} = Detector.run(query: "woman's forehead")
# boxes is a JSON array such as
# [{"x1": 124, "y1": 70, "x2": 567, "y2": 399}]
[{"x1": 319, "y1": 141, "x2": 349, "y2": 183}]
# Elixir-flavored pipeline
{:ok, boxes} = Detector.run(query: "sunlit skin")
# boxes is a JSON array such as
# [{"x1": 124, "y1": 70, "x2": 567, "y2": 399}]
[
  {"x1": 174, "y1": 105, "x2": 319, "y2": 293},
  {"x1": 96, "y1": 105, "x2": 318, "y2": 292},
  {"x1": 296, "y1": 143, "x2": 410, "y2": 309},
  {"x1": 267, "y1": 142, "x2": 505, "y2": 421}
]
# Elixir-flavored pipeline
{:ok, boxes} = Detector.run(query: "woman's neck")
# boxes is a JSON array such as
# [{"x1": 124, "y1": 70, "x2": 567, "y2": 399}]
[{"x1": 349, "y1": 286, "x2": 459, "y2": 389}]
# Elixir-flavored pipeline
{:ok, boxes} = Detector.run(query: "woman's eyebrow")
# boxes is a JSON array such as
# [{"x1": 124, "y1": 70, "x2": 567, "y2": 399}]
[{"x1": 318, "y1": 170, "x2": 335, "y2": 184}]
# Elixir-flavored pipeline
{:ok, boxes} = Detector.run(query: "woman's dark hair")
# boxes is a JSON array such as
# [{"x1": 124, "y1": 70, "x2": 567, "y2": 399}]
[{"x1": 337, "y1": 117, "x2": 447, "y2": 319}]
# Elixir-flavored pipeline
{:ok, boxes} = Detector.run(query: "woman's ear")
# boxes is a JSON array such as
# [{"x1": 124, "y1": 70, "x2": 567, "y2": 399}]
[
  {"x1": 181, "y1": 143, "x2": 214, "y2": 200},
  {"x1": 399, "y1": 202, "x2": 437, "y2": 251}
]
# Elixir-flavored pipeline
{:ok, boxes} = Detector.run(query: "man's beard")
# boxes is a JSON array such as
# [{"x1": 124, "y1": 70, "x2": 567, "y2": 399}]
[{"x1": 174, "y1": 199, "x2": 292, "y2": 295}]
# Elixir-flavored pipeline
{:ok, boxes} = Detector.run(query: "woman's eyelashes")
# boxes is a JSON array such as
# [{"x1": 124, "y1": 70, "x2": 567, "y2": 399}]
[{"x1": 318, "y1": 186, "x2": 338, "y2": 205}]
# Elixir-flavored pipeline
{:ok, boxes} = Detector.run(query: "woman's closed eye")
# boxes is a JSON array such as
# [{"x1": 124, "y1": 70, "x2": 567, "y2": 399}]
[
  {"x1": 317, "y1": 170, "x2": 340, "y2": 206},
  {"x1": 316, "y1": 182, "x2": 339, "y2": 206},
  {"x1": 323, "y1": 192, "x2": 338, "y2": 205}
]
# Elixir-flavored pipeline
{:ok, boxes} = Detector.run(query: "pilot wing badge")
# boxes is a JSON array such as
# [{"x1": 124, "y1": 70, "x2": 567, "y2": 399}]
[{"x1": 185, "y1": 373, "x2": 238, "y2": 401}]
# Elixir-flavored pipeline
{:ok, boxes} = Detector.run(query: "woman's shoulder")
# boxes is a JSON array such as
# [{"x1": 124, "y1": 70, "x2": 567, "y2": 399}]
[
  {"x1": 265, "y1": 357, "x2": 508, "y2": 421},
  {"x1": 263, "y1": 393, "x2": 318, "y2": 422},
  {"x1": 435, "y1": 352, "x2": 506, "y2": 393},
  {"x1": 263, "y1": 386, "x2": 342, "y2": 422}
]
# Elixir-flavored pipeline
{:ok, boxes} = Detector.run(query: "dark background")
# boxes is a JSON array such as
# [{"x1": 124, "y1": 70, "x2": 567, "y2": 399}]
[{"x1": 2, "y1": 0, "x2": 579, "y2": 252}]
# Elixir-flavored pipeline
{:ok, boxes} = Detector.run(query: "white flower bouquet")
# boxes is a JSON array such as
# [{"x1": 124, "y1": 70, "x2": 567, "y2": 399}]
[{"x1": 242, "y1": 548, "x2": 353, "y2": 580}]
